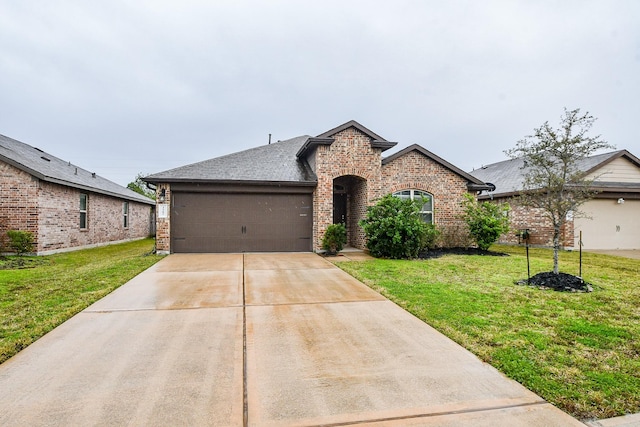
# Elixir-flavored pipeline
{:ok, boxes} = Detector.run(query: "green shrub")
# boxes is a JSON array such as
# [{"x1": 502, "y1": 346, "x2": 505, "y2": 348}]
[
  {"x1": 461, "y1": 194, "x2": 510, "y2": 251},
  {"x1": 0, "y1": 217, "x2": 7, "y2": 254},
  {"x1": 6, "y1": 230, "x2": 35, "y2": 256},
  {"x1": 422, "y1": 223, "x2": 440, "y2": 251},
  {"x1": 359, "y1": 194, "x2": 428, "y2": 259},
  {"x1": 322, "y1": 223, "x2": 347, "y2": 255}
]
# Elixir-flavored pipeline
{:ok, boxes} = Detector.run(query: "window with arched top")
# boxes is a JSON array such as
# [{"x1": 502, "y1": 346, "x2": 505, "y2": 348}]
[{"x1": 392, "y1": 190, "x2": 434, "y2": 223}]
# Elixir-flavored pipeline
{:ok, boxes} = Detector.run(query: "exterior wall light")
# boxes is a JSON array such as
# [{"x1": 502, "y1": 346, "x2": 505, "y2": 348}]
[
  {"x1": 159, "y1": 188, "x2": 166, "y2": 203},
  {"x1": 617, "y1": 198, "x2": 625, "y2": 204}
]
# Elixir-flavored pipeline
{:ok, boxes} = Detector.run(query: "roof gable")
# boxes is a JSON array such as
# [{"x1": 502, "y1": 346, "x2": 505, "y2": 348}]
[
  {"x1": 145, "y1": 135, "x2": 317, "y2": 185},
  {"x1": 317, "y1": 120, "x2": 387, "y2": 141},
  {"x1": 582, "y1": 150, "x2": 640, "y2": 181},
  {"x1": 383, "y1": 144, "x2": 488, "y2": 188},
  {"x1": 0, "y1": 134, "x2": 154, "y2": 205},
  {"x1": 296, "y1": 120, "x2": 397, "y2": 158}
]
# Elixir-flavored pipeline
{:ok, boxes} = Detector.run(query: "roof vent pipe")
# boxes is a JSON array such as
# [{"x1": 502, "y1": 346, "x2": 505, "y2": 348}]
[
  {"x1": 268, "y1": 133, "x2": 271, "y2": 144},
  {"x1": 75, "y1": 168, "x2": 78, "y2": 175},
  {"x1": 92, "y1": 172, "x2": 96, "y2": 178}
]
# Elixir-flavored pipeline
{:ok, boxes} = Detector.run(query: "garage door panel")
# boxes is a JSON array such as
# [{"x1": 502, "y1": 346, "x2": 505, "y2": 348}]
[
  {"x1": 574, "y1": 199, "x2": 640, "y2": 250},
  {"x1": 172, "y1": 237, "x2": 243, "y2": 253},
  {"x1": 171, "y1": 193, "x2": 312, "y2": 253}
]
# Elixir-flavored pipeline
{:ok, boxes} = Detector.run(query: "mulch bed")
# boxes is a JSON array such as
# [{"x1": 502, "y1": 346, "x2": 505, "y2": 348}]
[
  {"x1": 516, "y1": 272, "x2": 593, "y2": 292},
  {"x1": 418, "y1": 247, "x2": 509, "y2": 259}
]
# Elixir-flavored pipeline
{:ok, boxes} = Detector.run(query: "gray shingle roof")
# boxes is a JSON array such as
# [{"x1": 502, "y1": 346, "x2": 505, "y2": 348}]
[
  {"x1": 144, "y1": 135, "x2": 317, "y2": 185},
  {"x1": 469, "y1": 150, "x2": 638, "y2": 198},
  {"x1": 0, "y1": 134, "x2": 154, "y2": 205}
]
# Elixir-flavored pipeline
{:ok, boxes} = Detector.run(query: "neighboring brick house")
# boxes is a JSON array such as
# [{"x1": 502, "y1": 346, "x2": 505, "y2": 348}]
[
  {"x1": 0, "y1": 134, "x2": 155, "y2": 255},
  {"x1": 470, "y1": 150, "x2": 640, "y2": 250},
  {"x1": 145, "y1": 120, "x2": 491, "y2": 254}
]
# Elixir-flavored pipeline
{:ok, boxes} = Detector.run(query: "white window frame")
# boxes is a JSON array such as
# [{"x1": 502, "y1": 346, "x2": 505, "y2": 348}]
[
  {"x1": 392, "y1": 189, "x2": 434, "y2": 223},
  {"x1": 80, "y1": 193, "x2": 88, "y2": 229},
  {"x1": 123, "y1": 201, "x2": 129, "y2": 228}
]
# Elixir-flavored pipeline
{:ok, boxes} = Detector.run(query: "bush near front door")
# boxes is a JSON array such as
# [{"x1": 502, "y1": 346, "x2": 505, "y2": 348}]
[{"x1": 322, "y1": 223, "x2": 347, "y2": 255}]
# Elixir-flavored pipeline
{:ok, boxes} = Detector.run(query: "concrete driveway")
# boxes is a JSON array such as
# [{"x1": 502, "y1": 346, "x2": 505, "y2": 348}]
[
  {"x1": 585, "y1": 249, "x2": 640, "y2": 260},
  {"x1": 0, "y1": 253, "x2": 584, "y2": 426}
]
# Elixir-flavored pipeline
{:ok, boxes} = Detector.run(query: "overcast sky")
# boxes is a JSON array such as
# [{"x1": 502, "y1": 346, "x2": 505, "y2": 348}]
[{"x1": 1, "y1": 1, "x2": 639, "y2": 186}]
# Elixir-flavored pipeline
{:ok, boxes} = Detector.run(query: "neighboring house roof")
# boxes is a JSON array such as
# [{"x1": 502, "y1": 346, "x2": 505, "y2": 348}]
[
  {"x1": 0, "y1": 134, "x2": 154, "y2": 205},
  {"x1": 469, "y1": 149, "x2": 640, "y2": 198},
  {"x1": 383, "y1": 144, "x2": 491, "y2": 190},
  {"x1": 144, "y1": 135, "x2": 317, "y2": 185}
]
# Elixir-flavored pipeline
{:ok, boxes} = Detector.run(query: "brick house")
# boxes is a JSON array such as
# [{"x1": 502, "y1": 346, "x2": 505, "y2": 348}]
[
  {"x1": 469, "y1": 150, "x2": 640, "y2": 250},
  {"x1": 145, "y1": 120, "x2": 491, "y2": 254},
  {"x1": 0, "y1": 134, "x2": 155, "y2": 254}
]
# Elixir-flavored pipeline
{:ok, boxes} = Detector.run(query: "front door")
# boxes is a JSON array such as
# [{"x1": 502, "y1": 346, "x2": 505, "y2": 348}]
[{"x1": 333, "y1": 193, "x2": 347, "y2": 224}]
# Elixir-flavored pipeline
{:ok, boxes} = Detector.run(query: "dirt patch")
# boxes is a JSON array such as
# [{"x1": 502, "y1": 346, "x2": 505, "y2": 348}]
[
  {"x1": 419, "y1": 247, "x2": 509, "y2": 259},
  {"x1": 0, "y1": 257, "x2": 48, "y2": 270},
  {"x1": 516, "y1": 272, "x2": 593, "y2": 292}
]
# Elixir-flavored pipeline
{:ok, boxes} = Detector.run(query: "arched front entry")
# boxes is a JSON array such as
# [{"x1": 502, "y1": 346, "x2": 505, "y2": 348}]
[{"x1": 333, "y1": 175, "x2": 368, "y2": 249}]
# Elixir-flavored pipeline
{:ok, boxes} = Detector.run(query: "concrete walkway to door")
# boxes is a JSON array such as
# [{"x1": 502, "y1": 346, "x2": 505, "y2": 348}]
[{"x1": 0, "y1": 253, "x2": 585, "y2": 426}]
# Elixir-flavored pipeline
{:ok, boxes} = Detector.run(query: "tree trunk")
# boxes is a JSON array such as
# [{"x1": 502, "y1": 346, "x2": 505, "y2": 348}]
[{"x1": 553, "y1": 225, "x2": 560, "y2": 274}]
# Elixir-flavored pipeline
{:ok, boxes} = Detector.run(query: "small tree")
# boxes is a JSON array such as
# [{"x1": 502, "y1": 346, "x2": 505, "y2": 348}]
[
  {"x1": 359, "y1": 194, "x2": 428, "y2": 259},
  {"x1": 461, "y1": 194, "x2": 510, "y2": 251},
  {"x1": 322, "y1": 223, "x2": 347, "y2": 255},
  {"x1": 127, "y1": 173, "x2": 156, "y2": 200},
  {"x1": 7, "y1": 230, "x2": 35, "y2": 256},
  {"x1": 505, "y1": 108, "x2": 614, "y2": 273}
]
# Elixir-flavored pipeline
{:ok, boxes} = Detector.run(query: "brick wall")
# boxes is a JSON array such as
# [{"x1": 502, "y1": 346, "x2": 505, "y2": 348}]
[
  {"x1": 38, "y1": 181, "x2": 152, "y2": 253},
  {"x1": 381, "y1": 151, "x2": 473, "y2": 246},
  {"x1": 494, "y1": 197, "x2": 574, "y2": 248},
  {"x1": 311, "y1": 129, "x2": 476, "y2": 251},
  {"x1": 312, "y1": 128, "x2": 384, "y2": 250},
  {"x1": 348, "y1": 176, "x2": 368, "y2": 248},
  {"x1": 0, "y1": 160, "x2": 152, "y2": 254},
  {"x1": 155, "y1": 184, "x2": 171, "y2": 254},
  {"x1": 0, "y1": 162, "x2": 39, "y2": 248}
]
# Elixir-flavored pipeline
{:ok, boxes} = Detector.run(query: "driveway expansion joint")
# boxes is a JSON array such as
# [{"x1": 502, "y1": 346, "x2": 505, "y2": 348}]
[
  {"x1": 83, "y1": 305, "x2": 241, "y2": 314},
  {"x1": 245, "y1": 298, "x2": 385, "y2": 308},
  {"x1": 242, "y1": 253, "x2": 249, "y2": 427},
  {"x1": 297, "y1": 400, "x2": 552, "y2": 427}
]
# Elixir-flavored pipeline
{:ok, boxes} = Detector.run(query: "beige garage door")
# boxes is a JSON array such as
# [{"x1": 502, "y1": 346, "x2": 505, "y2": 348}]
[
  {"x1": 171, "y1": 192, "x2": 313, "y2": 253},
  {"x1": 574, "y1": 199, "x2": 640, "y2": 250}
]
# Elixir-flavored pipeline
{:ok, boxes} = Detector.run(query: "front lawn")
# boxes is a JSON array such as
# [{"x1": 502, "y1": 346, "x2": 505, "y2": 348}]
[
  {"x1": 0, "y1": 238, "x2": 163, "y2": 364},
  {"x1": 337, "y1": 245, "x2": 640, "y2": 420}
]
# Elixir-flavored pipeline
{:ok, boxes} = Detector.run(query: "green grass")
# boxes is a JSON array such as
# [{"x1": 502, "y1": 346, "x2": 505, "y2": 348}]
[
  {"x1": 336, "y1": 245, "x2": 640, "y2": 420},
  {"x1": 0, "y1": 239, "x2": 163, "y2": 364}
]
